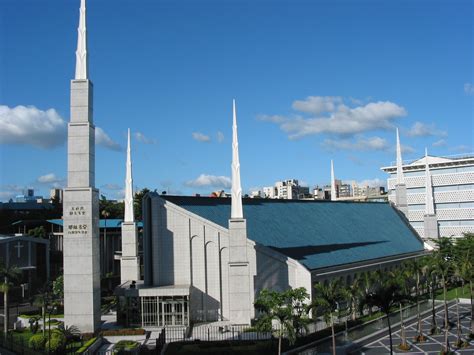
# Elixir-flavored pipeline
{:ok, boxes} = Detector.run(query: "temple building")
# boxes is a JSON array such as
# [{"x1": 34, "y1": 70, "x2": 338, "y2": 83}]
[
  {"x1": 115, "y1": 102, "x2": 425, "y2": 328},
  {"x1": 382, "y1": 130, "x2": 474, "y2": 239}
]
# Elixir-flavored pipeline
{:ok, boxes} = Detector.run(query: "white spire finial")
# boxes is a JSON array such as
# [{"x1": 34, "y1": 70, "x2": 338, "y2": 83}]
[
  {"x1": 330, "y1": 160, "x2": 337, "y2": 201},
  {"x1": 231, "y1": 99, "x2": 243, "y2": 219},
  {"x1": 75, "y1": 0, "x2": 88, "y2": 80},
  {"x1": 425, "y1": 148, "x2": 435, "y2": 215},
  {"x1": 124, "y1": 129, "x2": 134, "y2": 222},
  {"x1": 396, "y1": 128, "x2": 405, "y2": 185}
]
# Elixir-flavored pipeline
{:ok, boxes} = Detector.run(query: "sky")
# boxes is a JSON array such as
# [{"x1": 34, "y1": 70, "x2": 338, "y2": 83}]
[{"x1": 0, "y1": 0, "x2": 473, "y2": 201}]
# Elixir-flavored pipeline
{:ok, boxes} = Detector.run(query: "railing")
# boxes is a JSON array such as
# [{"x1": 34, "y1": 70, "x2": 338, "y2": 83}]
[{"x1": 159, "y1": 324, "x2": 276, "y2": 344}]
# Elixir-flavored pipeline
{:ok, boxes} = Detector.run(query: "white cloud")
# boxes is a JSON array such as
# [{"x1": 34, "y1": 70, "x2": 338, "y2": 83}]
[
  {"x1": 464, "y1": 83, "x2": 474, "y2": 96},
  {"x1": 406, "y1": 121, "x2": 447, "y2": 137},
  {"x1": 0, "y1": 105, "x2": 66, "y2": 148},
  {"x1": 449, "y1": 145, "x2": 472, "y2": 153},
  {"x1": 401, "y1": 144, "x2": 416, "y2": 154},
  {"x1": 259, "y1": 97, "x2": 407, "y2": 139},
  {"x1": 355, "y1": 178, "x2": 386, "y2": 188},
  {"x1": 102, "y1": 183, "x2": 122, "y2": 190},
  {"x1": 322, "y1": 136, "x2": 389, "y2": 151},
  {"x1": 0, "y1": 184, "x2": 26, "y2": 201},
  {"x1": 185, "y1": 174, "x2": 231, "y2": 189},
  {"x1": 291, "y1": 96, "x2": 342, "y2": 115},
  {"x1": 217, "y1": 131, "x2": 224, "y2": 143},
  {"x1": 432, "y1": 139, "x2": 447, "y2": 147},
  {"x1": 96, "y1": 127, "x2": 122, "y2": 151},
  {"x1": 37, "y1": 173, "x2": 60, "y2": 184},
  {"x1": 256, "y1": 114, "x2": 287, "y2": 123},
  {"x1": 134, "y1": 131, "x2": 157, "y2": 144},
  {"x1": 192, "y1": 132, "x2": 211, "y2": 142}
]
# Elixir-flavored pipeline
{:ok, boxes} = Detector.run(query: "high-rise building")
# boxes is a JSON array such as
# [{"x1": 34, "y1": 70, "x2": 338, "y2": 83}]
[{"x1": 382, "y1": 132, "x2": 474, "y2": 239}]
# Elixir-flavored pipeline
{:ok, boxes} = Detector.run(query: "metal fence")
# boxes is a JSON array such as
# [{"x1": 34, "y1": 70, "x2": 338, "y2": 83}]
[{"x1": 158, "y1": 324, "x2": 277, "y2": 344}]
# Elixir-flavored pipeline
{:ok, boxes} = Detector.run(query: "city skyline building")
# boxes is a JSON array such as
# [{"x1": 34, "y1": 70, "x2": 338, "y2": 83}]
[{"x1": 382, "y1": 130, "x2": 474, "y2": 239}]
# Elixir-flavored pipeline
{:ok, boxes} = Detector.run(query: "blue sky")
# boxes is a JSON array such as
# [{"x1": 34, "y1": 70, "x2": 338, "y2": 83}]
[{"x1": 0, "y1": 0, "x2": 473, "y2": 201}]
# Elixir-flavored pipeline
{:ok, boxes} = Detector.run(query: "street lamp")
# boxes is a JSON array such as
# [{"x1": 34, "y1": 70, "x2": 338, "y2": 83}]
[{"x1": 101, "y1": 210, "x2": 110, "y2": 276}]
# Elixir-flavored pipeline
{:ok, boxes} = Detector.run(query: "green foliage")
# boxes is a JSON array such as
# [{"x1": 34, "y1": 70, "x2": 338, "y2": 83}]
[
  {"x1": 114, "y1": 340, "x2": 140, "y2": 352},
  {"x1": 254, "y1": 287, "x2": 310, "y2": 345},
  {"x1": 28, "y1": 226, "x2": 46, "y2": 238},
  {"x1": 52, "y1": 275, "x2": 64, "y2": 300},
  {"x1": 45, "y1": 332, "x2": 66, "y2": 351},
  {"x1": 76, "y1": 337, "x2": 98, "y2": 354},
  {"x1": 133, "y1": 188, "x2": 150, "y2": 221},
  {"x1": 28, "y1": 334, "x2": 46, "y2": 350},
  {"x1": 100, "y1": 195, "x2": 125, "y2": 219}
]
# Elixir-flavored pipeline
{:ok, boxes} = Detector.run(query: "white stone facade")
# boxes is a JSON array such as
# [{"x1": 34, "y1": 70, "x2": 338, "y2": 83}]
[
  {"x1": 140, "y1": 194, "x2": 311, "y2": 324},
  {"x1": 382, "y1": 154, "x2": 474, "y2": 238}
]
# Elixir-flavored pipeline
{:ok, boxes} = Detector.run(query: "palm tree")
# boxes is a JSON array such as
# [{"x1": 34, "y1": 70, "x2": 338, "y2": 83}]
[
  {"x1": 0, "y1": 264, "x2": 21, "y2": 340},
  {"x1": 391, "y1": 267, "x2": 413, "y2": 350},
  {"x1": 431, "y1": 237, "x2": 454, "y2": 353},
  {"x1": 33, "y1": 287, "x2": 51, "y2": 337},
  {"x1": 254, "y1": 287, "x2": 310, "y2": 355},
  {"x1": 345, "y1": 276, "x2": 362, "y2": 321},
  {"x1": 365, "y1": 272, "x2": 404, "y2": 355},
  {"x1": 407, "y1": 259, "x2": 426, "y2": 342},
  {"x1": 312, "y1": 279, "x2": 345, "y2": 355},
  {"x1": 453, "y1": 234, "x2": 474, "y2": 336}
]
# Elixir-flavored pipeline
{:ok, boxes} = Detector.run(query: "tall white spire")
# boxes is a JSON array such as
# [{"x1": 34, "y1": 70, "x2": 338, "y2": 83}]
[
  {"x1": 75, "y1": 0, "x2": 88, "y2": 80},
  {"x1": 124, "y1": 129, "x2": 134, "y2": 222},
  {"x1": 231, "y1": 99, "x2": 243, "y2": 219},
  {"x1": 424, "y1": 148, "x2": 435, "y2": 215},
  {"x1": 330, "y1": 160, "x2": 337, "y2": 201},
  {"x1": 396, "y1": 127, "x2": 405, "y2": 185}
]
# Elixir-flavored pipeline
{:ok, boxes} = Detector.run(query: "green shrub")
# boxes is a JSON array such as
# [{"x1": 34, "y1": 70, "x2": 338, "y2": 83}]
[
  {"x1": 76, "y1": 337, "x2": 98, "y2": 354},
  {"x1": 114, "y1": 340, "x2": 139, "y2": 353},
  {"x1": 28, "y1": 334, "x2": 46, "y2": 350},
  {"x1": 45, "y1": 333, "x2": 66, "y2": 352}
]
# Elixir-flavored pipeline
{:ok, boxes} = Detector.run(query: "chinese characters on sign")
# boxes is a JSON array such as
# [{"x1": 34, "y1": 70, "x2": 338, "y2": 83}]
[
  {"x1": 69, "y1": 206, "x2": 86, "y2": 216},
  {"x1": 67, "y1": 224, "x2": 88, "y2": 235}
]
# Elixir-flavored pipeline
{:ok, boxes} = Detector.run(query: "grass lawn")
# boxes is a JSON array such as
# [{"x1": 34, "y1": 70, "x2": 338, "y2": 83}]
[
  {"x1": 165, "y1": 340, "x2": 277, "y2": 355},
  {"x1": 18, "y1": 313, "x2": 64, "y2": 319},
  {"x1": 435, "y1": 284, "x2": 471, "y2": 301}
]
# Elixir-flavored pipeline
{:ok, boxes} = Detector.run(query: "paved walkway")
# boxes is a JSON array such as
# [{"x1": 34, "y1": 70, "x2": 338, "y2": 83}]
[{"x1": 355, "y1": 303, "x2": 473, "y2": 354}]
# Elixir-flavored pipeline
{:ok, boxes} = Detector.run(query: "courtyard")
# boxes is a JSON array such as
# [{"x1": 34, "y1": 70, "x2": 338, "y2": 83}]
[{"x1": 354, "y1": 302, "x2": 473, "y2": 354}]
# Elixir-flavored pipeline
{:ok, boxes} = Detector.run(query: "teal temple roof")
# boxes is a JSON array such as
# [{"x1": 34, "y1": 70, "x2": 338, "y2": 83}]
[{"x1": 161, "y1": 196, "x2": 424, "y2": 271}]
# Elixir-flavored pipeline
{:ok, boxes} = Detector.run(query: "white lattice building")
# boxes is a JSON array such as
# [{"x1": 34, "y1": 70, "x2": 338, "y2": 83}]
[{"x1": 381, "y1": 153, "x2": 474, "y2": 239}]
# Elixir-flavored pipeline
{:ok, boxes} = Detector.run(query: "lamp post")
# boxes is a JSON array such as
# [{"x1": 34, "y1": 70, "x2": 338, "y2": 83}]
[{"x1": 101, "y1": 210, "x2": 110, "y2": 276}]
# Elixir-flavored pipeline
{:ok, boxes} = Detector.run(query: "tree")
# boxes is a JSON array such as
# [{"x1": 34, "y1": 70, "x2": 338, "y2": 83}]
[
  {"x1": 254, "y1": 287, "x2": 310, "y2": 355},
  {"x1": 345, "y1": 276, "x2": 362, "y2": 321},
  {"x1": 0, "y1": 264, "x2": 21, "y2": 339},
  {"x1": 55, "y1": 324, "x2": 80, "y2": 342},
  {"x1": 99, "y1": 195, "x2": 124, "y2": 219},
  {"x1": 312, "y1": 279, "x2": 346, "y2": 355},
  {"x1": 453, "y1": 234, "x2": 474, "y2": 336},
  {"x1": 52, "y1": 275, "x2": 64, "y2": 305},
  {"x1": 430, "y1": 237, "x2": 454, "y2": 353},
  {"x1": 365, "y1": 272, "x2": 405, "y2": 355},
  {"x1": 404, "y1": 259, "x2": 426, "y2": 342},
  {"x1": 33, "y1": 288, "x2": 51, "y2": 337},
  {"x1": 133, "y1": 188, "x2": 150, "y2": 221},
  {"x1": 28, "y1": 226, "x2": 46, "y2": 238}
]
